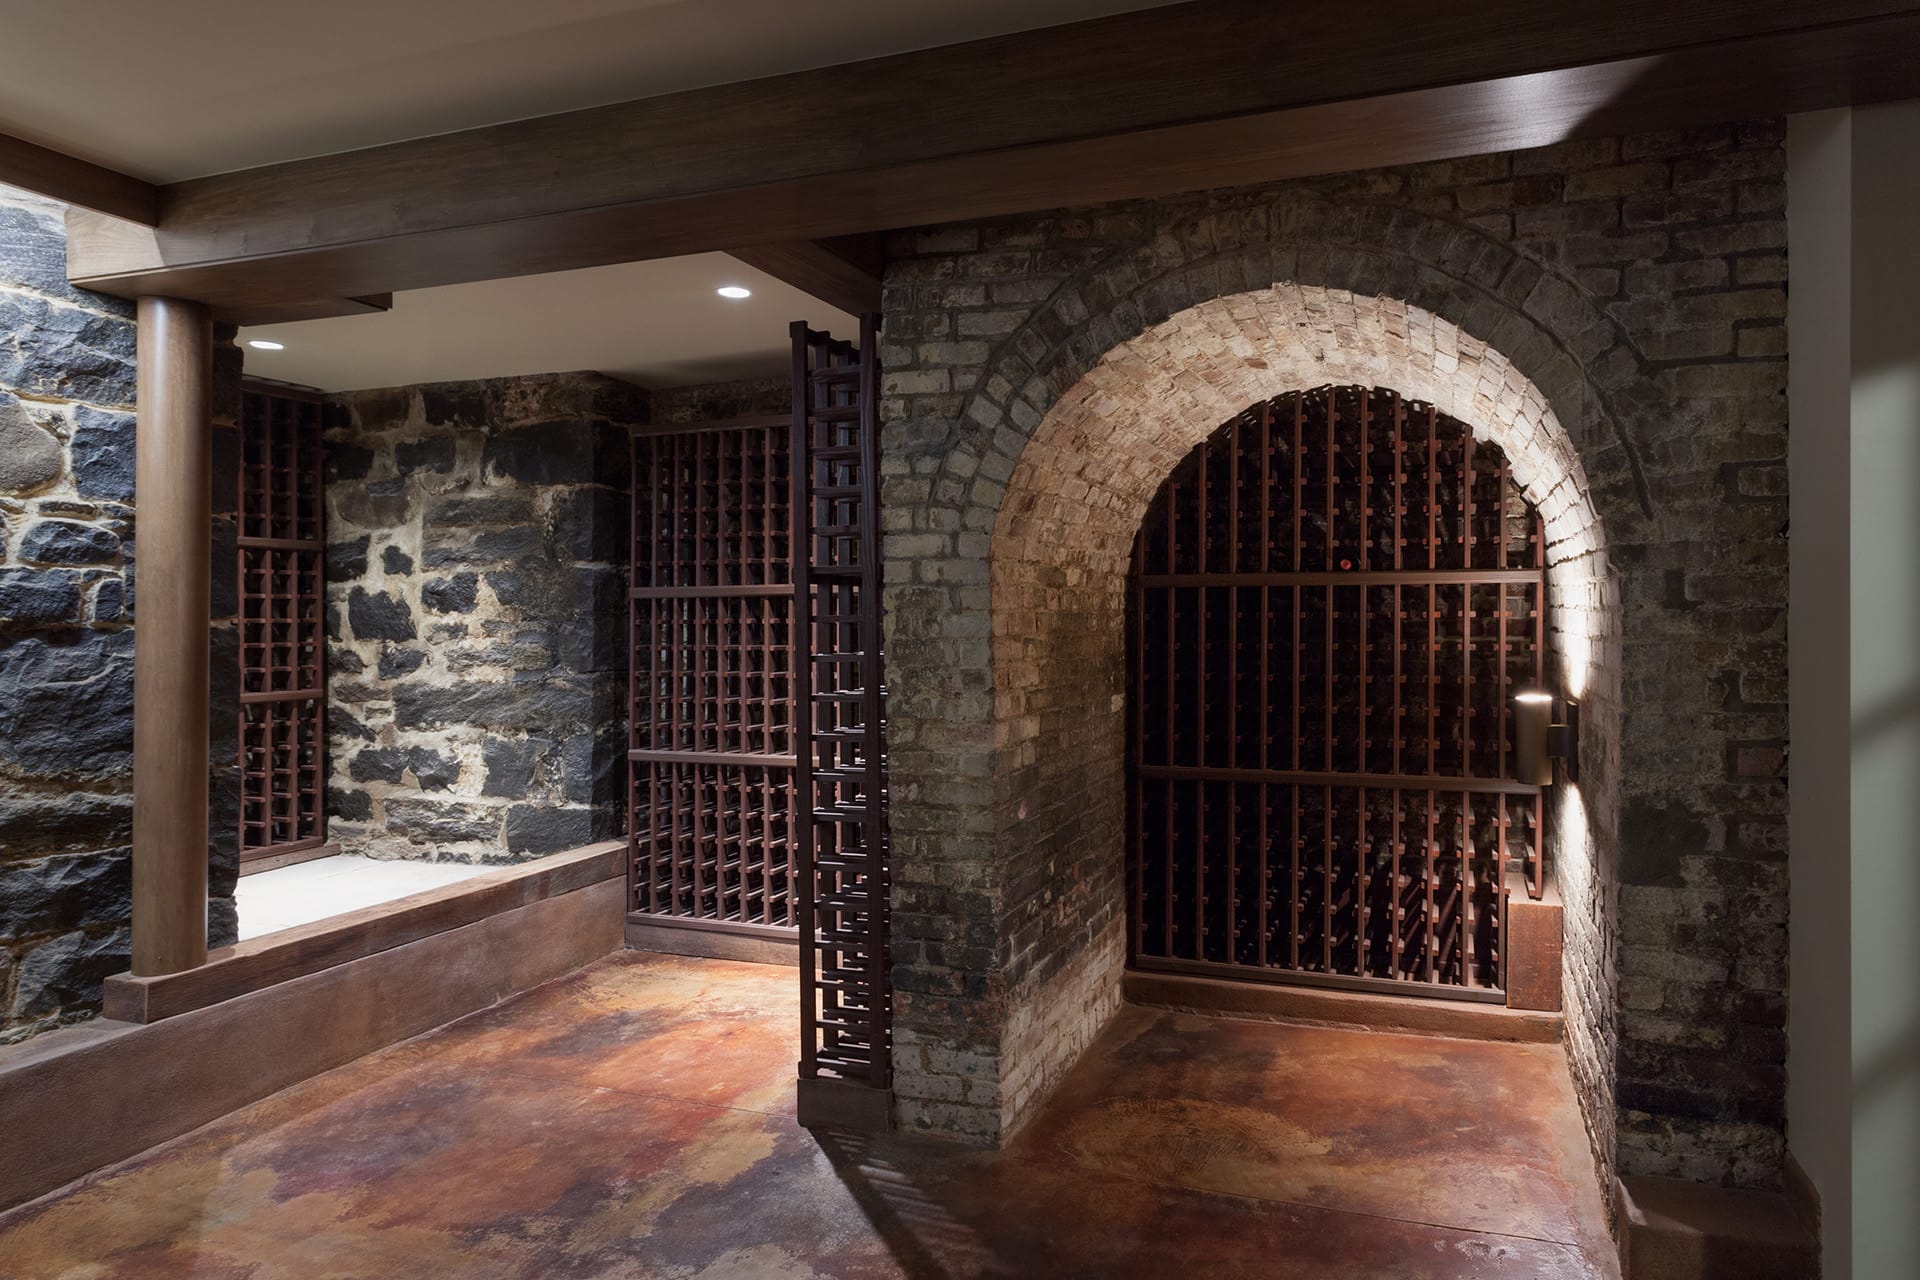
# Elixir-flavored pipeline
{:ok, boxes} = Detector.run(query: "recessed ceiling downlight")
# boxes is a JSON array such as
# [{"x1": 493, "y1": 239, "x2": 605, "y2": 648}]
[
  {"x1": 247, "y1": 339, "x2": 285, "y2": 350},
  {"x1": 716, "y1": 285, "x2": 752, "y2": 299}
]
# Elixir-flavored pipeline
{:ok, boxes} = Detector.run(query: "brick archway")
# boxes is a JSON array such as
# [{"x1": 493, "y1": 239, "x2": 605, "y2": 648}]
[
  {"x1": 985, "y1": 281, "x2": 1614, "y2": 1141},
  {"x1": 883, "y1": 168, "x2": 1788, "y2": 1193},
  {"x1": 888, "y1": 292, "x2": 1619, "y2": 1166}
]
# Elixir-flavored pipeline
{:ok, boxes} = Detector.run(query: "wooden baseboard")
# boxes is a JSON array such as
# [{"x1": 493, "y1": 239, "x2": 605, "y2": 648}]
[
  {"x1": 625, "y1": 915, "x2": 799, "y2": 967},
  {"x1": 1123, "y1": 968, "x2": 1563, "y2": 1044},
  {"x1": 1783, "y1": 1150, "x2": 1822, "y2": 1265}
]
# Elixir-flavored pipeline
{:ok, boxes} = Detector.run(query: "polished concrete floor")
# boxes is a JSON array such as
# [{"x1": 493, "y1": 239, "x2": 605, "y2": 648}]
[{"x1": 0, "y1": 953, "x2": 1617, "y2": 1278}]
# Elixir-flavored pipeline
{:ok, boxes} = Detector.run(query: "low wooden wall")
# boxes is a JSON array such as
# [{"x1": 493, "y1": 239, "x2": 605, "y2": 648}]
[{"x1": 0, "y1": 845, "x2": 623, "y2": 1213}]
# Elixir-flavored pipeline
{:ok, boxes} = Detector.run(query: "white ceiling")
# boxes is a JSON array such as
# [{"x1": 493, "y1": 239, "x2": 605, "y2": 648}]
[
  {"x1": 0, "y1": 0, "x2": 1180, "y2": 182},
  {"x1": 238, "y1": 252, "x2": 855, "y2": 393}
]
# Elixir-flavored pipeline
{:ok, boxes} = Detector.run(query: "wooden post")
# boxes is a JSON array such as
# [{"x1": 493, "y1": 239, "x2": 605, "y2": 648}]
[{"x1": 131, "y1": 296, "x2": 213, "y2": 976}]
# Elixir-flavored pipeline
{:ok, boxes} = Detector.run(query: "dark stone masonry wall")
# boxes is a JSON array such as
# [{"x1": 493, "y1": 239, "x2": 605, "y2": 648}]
[
  {"x1": 649, "y1": 374, "x2": 790, "y2": 425},
  {"x1": 323, "y1": 373, "x2": 643, "y2": 862},
  {"x1": 879, "y1": 121, "x2": 1790, "y2": 1191},
  {"x1": 0, "y1": 188, "x2": 240, "y2": 1041}
]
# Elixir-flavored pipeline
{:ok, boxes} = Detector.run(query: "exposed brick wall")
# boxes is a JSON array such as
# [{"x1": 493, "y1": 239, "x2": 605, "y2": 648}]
[
  {"x1": 322, "y1": 374, "x2": 643, "y2": 862},
  {"x1": 878, "y1": 121, "x2": 1789, "y2": 1193},
  {"x1": 0, "y1": 188, "x2": 241, "y2": 1040}
]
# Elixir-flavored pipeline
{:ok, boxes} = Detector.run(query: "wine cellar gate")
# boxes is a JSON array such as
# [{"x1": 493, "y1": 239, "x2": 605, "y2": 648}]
[{"x1": 1127, "y1": 386, "x2": 1547, "y2": 1001}]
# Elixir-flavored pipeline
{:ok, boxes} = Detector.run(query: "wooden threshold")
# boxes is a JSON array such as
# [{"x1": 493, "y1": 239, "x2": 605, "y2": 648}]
[
  {"x1": 104, "y1": 842, "x2": 623, "y2": 1024},
  {"x1": 625, "y1": 914, "x2": 800, "y2": 968},
  {"x1": 238, "y1": 840, "x2": 340, "y2": 876},
  {"x1": 1123, "y1": 968, "x2": 1563, "y2": 1045}
]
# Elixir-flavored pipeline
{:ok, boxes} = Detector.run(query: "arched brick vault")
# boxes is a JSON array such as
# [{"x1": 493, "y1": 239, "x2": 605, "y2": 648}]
[
  {"x1": 982, "y1": 281, "x2": 1618, "y2": 1155},
  {"x1": 880, "y1": 176, "x2": 1789, "y2": 1192}
]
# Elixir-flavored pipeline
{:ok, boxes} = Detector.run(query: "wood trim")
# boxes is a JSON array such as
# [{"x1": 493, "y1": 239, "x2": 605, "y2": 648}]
[
  {"x1": 625, "y1": 915, "x2": 801, "y2": 967},
  {"x1": 1133, "y1": 955, "x2": 1510, "y2": 1004},
  {"x1": 627, "y1": 748, "x2": 797, "y2": 769},
  {"x1": 62, "y1": 3, "x2": 1920, "y2": 312},
  {"x1": 1136, "y1": 765, "x2": 1540, "y2": 796},
  {"x1": 1784, "y1": 1149, "x2": 1823, "y2": 1247},
  {"x1": 103, "y1": 842, "x2": 623, "y2": 1023},
  {"x1": 238, "y1": 840, "x2": 340, "y2": 875},
  {"x1": 0, "y1": 131, "x2": 158, "y2": 224},
  {"x1": 222, "y1": 294, "x2": 393, "y2": 327},
  {"x1": 1122, "y1": 969, "x2": 1563, "y2": 1044},
  {"x1": 729, "y1": 237, "x2": 883, "y2": 316}
]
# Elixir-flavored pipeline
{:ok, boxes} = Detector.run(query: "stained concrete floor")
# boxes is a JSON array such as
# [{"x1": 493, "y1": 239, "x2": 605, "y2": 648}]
[{"x1": 0, "y1": 953, "x2": 1617, "y2": 1278}]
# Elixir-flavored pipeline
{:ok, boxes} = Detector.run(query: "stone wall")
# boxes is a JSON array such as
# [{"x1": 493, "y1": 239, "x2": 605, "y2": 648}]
[
  {"x1": 877, "y1": 120, "x2": 1790, "y2": 1193},
  {"x1": 649, "y1": 374, "x2": 789, "y2": 426},
  {"x1": 323, "y1": 373, "x2": 643, "y2": 862},
  {"x1": 0, "y1": 188, "x2": 241, "y2": 1041}
]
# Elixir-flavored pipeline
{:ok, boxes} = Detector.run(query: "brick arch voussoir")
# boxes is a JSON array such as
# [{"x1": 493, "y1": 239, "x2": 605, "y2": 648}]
[{"x1": 951, "y1": 198, "x2": 1651, "y2": 538}]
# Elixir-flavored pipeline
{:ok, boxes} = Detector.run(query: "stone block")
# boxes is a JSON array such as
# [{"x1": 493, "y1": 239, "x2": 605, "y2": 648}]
[
  {"x1": 0, "y1": 568, "x2": 82, "y2": 625},
  {"x1": 66, "y1": 407, "x2": 138, "y2": 503},
  {"x1": 346, "y1": 587, "x2": 415, "y2": 641},
  {"x1": 421, "y1": 573, "x2": 479, "y2": 614},
  {"x1": 9, "y1": 928, "x2": 131, "y2": 1021},
  {"x1": 504, "y1": 804, "x2": 594, "y2": 855}
]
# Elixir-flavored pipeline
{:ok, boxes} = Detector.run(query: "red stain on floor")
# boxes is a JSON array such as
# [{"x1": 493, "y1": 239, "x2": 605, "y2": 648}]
[{"x1": 0, "y1": 952, "x2": 1617, "y2": 1278}]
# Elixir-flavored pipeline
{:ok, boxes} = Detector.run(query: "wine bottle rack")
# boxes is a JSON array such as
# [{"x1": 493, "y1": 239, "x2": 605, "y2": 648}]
[
  {"x1": 236, "y1": 385, "x2": 328, "y2": 864},
  {"x1": 627, "y1": 415, "x2": 798, "y2": 930},
  {"x1": 1127, "y1": 386, "x2": 1545, "y2": 1000}
]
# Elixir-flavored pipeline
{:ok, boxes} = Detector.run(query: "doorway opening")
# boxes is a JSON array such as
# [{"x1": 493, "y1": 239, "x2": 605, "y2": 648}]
[{"x1": 1126, "y1": 385, "x2": 1547, "y2": 1002}]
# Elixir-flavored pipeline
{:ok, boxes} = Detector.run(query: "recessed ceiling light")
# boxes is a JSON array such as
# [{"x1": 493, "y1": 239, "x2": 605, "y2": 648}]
[
  {"x1": 247, "y1": 339, "x2": 285, "y2": 351},
  {"x1": 716, "y1": 286, "x2": 752, "y2": 300}
]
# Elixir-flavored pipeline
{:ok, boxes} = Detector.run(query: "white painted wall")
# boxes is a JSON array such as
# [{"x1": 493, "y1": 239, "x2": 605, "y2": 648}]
[
  {"x1": 1786, "y1": 108, "x2": 1853, "y2": 1279},
  {"x1": 1787, "y1": 100, "x2": 1920, "y2": 1280}
]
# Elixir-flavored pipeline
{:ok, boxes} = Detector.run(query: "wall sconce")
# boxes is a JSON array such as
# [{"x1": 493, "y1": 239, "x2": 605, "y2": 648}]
[{"x1": 1513, "y1": 691, "x2": 1579, "y2": 786}]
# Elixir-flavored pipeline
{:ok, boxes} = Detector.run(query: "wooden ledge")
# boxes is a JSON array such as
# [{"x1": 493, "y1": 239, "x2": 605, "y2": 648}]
[
  {"x1": 1123, "y1": 969, "x2": 1564, "y2": 1044},
  {"x1": 104, "y1": 842, "x2": 623, "y2": 1024}
]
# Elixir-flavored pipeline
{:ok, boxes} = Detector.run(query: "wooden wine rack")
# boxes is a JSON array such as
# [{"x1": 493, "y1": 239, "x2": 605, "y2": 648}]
[
  {"x1": 236, "y1": 385, "x2": 328, "y2": 864},
  {"x1": 1127, "y1": 386, "x2": 1545, "y2": 1000},
  {"x1": 627, "y1": 417, "x2": 797, "y2": 932}
]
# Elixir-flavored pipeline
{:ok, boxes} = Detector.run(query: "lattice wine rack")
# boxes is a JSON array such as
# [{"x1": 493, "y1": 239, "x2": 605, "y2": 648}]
[
  {"x1": 627, "y1": 417, "x2": 797, "y2": 931},
  {"x1": 792, "y1": 317, "x2": 890, "y2": 1096},
  {"x1": 1128, "y1": 386, "x2": 1545, "y2": 1000},
  {"x1": 236, "y1": 386, "x2": 328, "y2": 864}
]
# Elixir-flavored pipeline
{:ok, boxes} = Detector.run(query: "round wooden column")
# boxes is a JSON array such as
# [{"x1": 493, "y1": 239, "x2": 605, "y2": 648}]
[{"x1": 131, "y1": 296, "x2": 213, "y2": 976}]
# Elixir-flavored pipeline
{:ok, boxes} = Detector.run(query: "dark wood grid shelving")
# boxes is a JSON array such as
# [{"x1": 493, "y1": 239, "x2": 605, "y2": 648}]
[
  {"x1": 627, "y1": 417, "x2": 798, "y2": 933},
  {"x1": 1128, "y1": 386, "x2": 1546, "y2": 1001},
  {"x1": 236, "y1": 386, "x2": 328, "y2": 864}
]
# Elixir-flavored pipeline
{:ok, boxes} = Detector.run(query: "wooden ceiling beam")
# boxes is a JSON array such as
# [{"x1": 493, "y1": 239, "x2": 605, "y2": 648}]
[
  {"x1": 0, "y1": 132, "x2": 158, "y2": 225},
  {"x1": 62, "y1": 0, "x2": 1920, "y2": 309},
  {"x1": 728, "y1": 236, "x2": 884, "y2": 317},
  {"x1": 222, "y1": 294, "x2": 394, "y2": 328}
]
